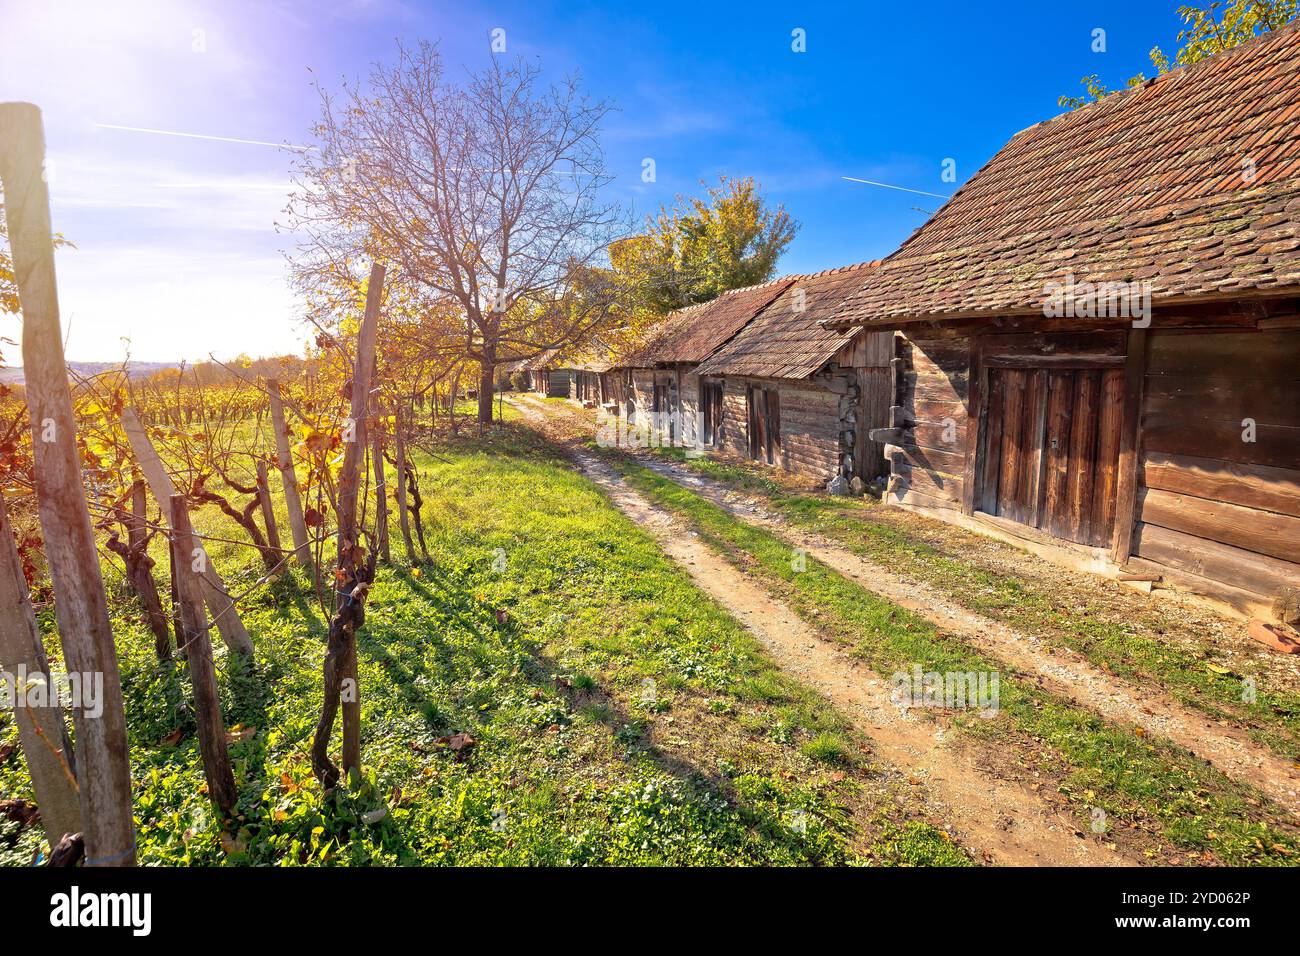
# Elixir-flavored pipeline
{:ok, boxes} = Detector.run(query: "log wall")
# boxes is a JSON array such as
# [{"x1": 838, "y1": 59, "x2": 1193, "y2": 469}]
[
  {"x1": 882, "y1": 304, "x2": 1300, "y2": 618},
  {"x1": 1131, "y1": 321, "x2": 1300, "y2": 615},
  {"x1": 886, "y1": 332, "x2": 971, "y2": 511}
]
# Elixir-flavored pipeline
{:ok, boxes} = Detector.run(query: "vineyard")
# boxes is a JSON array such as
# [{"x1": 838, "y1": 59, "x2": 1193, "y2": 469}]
[
  {"x1": 3, "y1": 5, "x2": 1300, "y2": 914},
  {"x1": 0, "y1": 101, "x2": 951, "y2": 869}
]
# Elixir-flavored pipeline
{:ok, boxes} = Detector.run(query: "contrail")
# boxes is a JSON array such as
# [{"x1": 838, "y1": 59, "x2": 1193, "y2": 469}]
[
  {"x1": 841, "y1": 176, "x2": 950, "y2": 200},
  {"x1": 95, "y1": 123, "x2": 317, "y2": 152}
]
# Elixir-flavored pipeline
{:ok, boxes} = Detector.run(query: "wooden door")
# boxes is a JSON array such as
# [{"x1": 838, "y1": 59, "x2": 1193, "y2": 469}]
[
  {"x1": 701, "y1": 382, "x2": 723, "y2": 445},
  {"x1": 746, "y1": 386, "x2": 781, "y2": 465},
  {"x1": 979, "y1": 365, "x2": 1123, "y2": 547}
]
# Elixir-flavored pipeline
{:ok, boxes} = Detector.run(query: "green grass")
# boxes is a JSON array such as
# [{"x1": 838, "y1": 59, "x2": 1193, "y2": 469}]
[
  {"x1": 0, "y1": 424, "x2": 967, "y2": 867},
  {"x1": 648, "y1": 446, "x2": 1300, "y2": 763},
  {"x1": 602, "y1": 450, "x2": 1300, "y2": 866}
]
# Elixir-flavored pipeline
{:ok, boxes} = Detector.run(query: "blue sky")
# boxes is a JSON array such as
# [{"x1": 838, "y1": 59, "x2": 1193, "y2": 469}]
[{"x1": 2, "y1": 0, "x2": 1187, "y2": 361}]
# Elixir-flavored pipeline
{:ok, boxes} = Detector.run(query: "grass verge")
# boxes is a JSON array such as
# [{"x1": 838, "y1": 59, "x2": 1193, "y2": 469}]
[
  {"x1": 1, "y1": 425, "x2": 967, "y2": 867},
  {"x1": 603, "y1": 449, "x2": 1300, "y2": 866}
]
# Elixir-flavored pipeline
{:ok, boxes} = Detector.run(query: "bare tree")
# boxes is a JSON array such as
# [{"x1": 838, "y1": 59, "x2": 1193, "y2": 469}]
[{"x1": 286, "y1": 42, "x2": 624, "y2": 424}]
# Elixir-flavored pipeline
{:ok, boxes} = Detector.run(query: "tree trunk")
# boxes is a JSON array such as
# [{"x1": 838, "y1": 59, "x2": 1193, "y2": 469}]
[
  {"x1": 169, "y1": 495, "x2": 238, "y2": 816},
  {"x1": 121, "y1": 408, "x2": 254, "y2": 656},
  {"x1": 477, "y1": 358, "x2": 494, "y2": 424},
  {"x1": 311, "y1": 262, "x2": 384, "y2": 788},
  {"x1": 0, "y1": 493, "x2": 83, "y2": 850},
  {"x1": 0, "y1": 102, "x2": 135, "y2": 866},
  {"x1": 266, "y1": 378, "x2": 313, "y2": 573},
  {"x1": 448, "y1": 369, "x2": 460, "y2": 436}
]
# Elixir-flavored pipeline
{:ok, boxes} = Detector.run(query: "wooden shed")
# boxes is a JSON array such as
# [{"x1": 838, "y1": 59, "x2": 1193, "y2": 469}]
[
  {"x1": 694, "y1": 261, "x2": 891, "y2": 483},
  {"x1": 612, "y1": 279, "x2": 792, "y2": 448},
  {"x1": 508, "y1": 348, "x2": 562, "y2": 396},
  {"x1": 828, "y1": 21, "x2": 1300, "y2": 619}
]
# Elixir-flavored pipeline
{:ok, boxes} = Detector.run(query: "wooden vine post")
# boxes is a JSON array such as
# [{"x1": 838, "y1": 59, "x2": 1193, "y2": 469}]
[
  {"x1": 128, "y1": 476, "x2": 147, "y2": 555},
  {"x1": 169, "y1": 495, "x2": 238, "y2": 815},
  {"x1": 255, "y1": 459, "x2": 284, "y2": 577},
  {"x1": 0, "y1": 102, "x2": 136, "y2": 866},
  {"x1": 370, "y1": 380, "x2": 391, "y2": 565},
  {"x1": 120, "y1": 408, "x2": 254, "y2": 655},
  {"x1": 266, "y1": 378, "x2": 313, "y2": 570},
  {"x1": 392, "y1": 406, "x2": 416, "y2": 560},
  {"x1": 311, "y1": 262, "x2": 384, "y2": 788},
  {"x1": 0, "y1": 493, "x2": 84, "y2": 849}
]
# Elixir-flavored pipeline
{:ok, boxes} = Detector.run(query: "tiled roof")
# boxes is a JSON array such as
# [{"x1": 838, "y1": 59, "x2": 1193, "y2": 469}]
[
  {"x1": 695, "y1": 261, "x2": 880, "y2": 378},
  {"x1": 508, "y1": 347, "x2": 562, "y2": 372},
  {"x1": 609, "y1": 313, "x2": 692, "y2": 369},
  {"x1": 833, "y1": 19, "x2": 1300, "y2": 327},
  {"x1": 616, "y1": 278, "x2": 794, "y2": 367}
]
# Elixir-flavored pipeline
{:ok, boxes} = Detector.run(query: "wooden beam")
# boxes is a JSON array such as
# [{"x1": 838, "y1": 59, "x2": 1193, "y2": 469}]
[
  {"x1": 312, "y1": 262, "x2": 384, "y2": 788},
  {"x1": 0, "y1": 492, "x2": 83, "y2": 849},
  {"x1": 1133, "y1": 522, "x2": 1298, "y2": 599},
  {"x1": 1142, "y1": 451, "x2": 1300, "y2": 519},
  {"x1": 868, "y1": 426, "x2": 906, "y2": 444},
  {"x1": 1139, "y1": 487, "x2": 1300, "y2": 565},
  {"x1": 267, "y1": 378, "x2": 313, "y2": 569},
  {"x1": 1110, "y1": 328, "x2": 1147, "y2": 564},
  {"x1": 0, "y1": 102, "x2": 135, "y2": 867},
  {"x1": 169, "y1": 494, "x2": 238, "y2": 816},
  {"x1": 120, "y1": 408, "x2": 254, "y2": 655},
  {"x1": 982, "y1": 354, "x2": 1125, "y2": 369},
  {"x1": 255, "y1": 459, "x2": 283, "y2": 577},
  {"x1": 961, "y1": 338, "x2": 984, "y2": 515}
]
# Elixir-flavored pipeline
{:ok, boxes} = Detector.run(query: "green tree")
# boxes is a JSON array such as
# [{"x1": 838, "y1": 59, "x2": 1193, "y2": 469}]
[
  {"x1": 1059, "y1": 0, "x2": 1297, "y2": 109},
  {"x1": 621, "y1": 176, "x2": 798, "y2": 314}
]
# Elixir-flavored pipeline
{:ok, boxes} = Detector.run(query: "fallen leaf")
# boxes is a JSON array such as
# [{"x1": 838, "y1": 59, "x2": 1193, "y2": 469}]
[
  {"x1": 434, "y1": 732, "x2": 477, "y2": 761},
  {"x1": 219, "y1": 831, "x2": 247, "y2": 855},
  {"x1": 225, "y1": 725, "x2": 257, "y2": 744}
]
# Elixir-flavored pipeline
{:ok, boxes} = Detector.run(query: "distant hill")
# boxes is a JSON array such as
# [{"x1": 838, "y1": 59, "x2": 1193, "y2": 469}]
[{"x1": 0, "y1": 361, "x2": 183, "y2": 386}]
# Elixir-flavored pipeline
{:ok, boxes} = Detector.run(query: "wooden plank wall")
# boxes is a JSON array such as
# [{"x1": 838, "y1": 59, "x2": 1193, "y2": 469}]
[
  {"x1": 719, "y1": 379, "x2": 750, "y2": 458},
  {"x1": 840, "y1": 329, "x2": 892, "y2": 481},
  {"x1": 1132, "y1": 325, "x2": 1300, "y2": 614},
  {"x1": 886, "y1": 333, "x2": 971, "y2": 511},
  {"x1": 679, "y1": 367, "x2": 701, "y2": 447},
  {"x1": 546, "y1": 369, "x2": 571, "y2": 398},
  {"x1": 770, "y1": 381, "x2": 840, "y2": 479},
  {"x1": 630, "y1": 370, "x2": 655, "y2": 421},
  {"x1": 709, "y1": 375, "x2": 839, "y2": 479}
]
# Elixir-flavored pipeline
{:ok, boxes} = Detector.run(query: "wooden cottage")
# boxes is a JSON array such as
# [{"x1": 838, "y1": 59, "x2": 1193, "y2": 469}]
[
  {"x1": 564, "y1": 337, "x2": 623, "y2": 407},
  {"x1": 612, "y1": 279, "x2": 793, "y2": 448},
  {"x1": 507, "y1": 348, "x2": 564, "y2": 396},
  {"x1": 828, "y1": 22, "x2": 1300, "y2": 619},
  {"x1": 694, "y1": 262, "x2": 891, "y2": 483}
]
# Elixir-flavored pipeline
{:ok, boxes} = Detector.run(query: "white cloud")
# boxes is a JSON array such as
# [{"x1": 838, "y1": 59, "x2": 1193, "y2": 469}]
[
  {"x1": 52, "y1": 244, "x2": 306, "y2": 363},
  {"x1": 48, "y1": 153, "x2": 293, "y2": 235}
]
